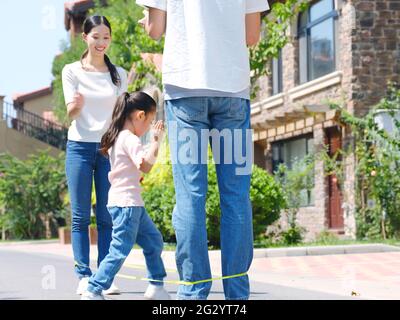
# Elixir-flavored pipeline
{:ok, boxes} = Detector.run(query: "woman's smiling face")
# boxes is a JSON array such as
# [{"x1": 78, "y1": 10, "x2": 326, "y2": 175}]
[{"x1": 82, "y1": 24, "x2": 111, "y2": 57}]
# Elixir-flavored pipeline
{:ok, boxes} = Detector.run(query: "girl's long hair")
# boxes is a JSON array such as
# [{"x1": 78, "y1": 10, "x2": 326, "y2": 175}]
[
  {"x1": 80, "y1": 15, "x2": 121, "y2": 87},
  {"x1": 100, "y1": 92, "x2": 157, "y2": 156}
]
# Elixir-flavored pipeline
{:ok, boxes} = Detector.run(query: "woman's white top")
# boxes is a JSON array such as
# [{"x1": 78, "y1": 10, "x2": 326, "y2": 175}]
[{"x1": 62, "y1": 61, "x2": 128, "y2": 143}]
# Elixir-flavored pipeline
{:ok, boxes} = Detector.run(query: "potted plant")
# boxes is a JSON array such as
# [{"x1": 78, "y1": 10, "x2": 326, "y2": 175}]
[{"x1": 58, "y1": 225, "x2": 71, "y2": 244}]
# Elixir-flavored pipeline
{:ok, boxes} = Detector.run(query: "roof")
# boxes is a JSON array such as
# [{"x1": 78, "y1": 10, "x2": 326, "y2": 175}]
[
  {"x1": 64, "y1": 0, "x2": 95, "y2": 31},
  {"x1": 12, "y1": 86, "x2": 53, "y2": 106}
]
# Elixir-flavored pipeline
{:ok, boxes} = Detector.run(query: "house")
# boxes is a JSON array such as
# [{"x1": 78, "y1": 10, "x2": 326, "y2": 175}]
[
  {"x1": 251, "y1": 0, "x2": 400, "y2": 240},
  {"x1": 0, "y1": 88, "x2": 66, "y2": 159}
]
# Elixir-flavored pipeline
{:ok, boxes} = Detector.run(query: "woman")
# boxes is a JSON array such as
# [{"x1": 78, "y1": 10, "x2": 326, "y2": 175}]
[{"x1": 62, "y1": 15, "x2": 128, "y2": 296}]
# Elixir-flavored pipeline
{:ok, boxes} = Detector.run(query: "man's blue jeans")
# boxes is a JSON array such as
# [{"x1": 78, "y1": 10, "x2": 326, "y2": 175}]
[
  {"x1": 65, "y1": 140, "x2": 113, "y2": 279},
  {"x1": 166, "y1": 97, "x2": 254, "y2": 300},
  {"x1": 87, "y1": 206, "x2": 167, "y2": 295}
]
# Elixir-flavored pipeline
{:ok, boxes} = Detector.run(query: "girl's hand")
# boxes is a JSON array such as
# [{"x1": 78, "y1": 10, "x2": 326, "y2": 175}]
[{"x1": 151, "y1": 120, "x2": 165, "y2": 143}]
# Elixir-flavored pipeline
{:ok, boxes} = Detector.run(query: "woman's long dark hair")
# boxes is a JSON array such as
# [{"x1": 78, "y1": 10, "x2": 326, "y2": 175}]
[
  {"x1": 81, "y1": 15, "x2": 121, "y2": 87},
  {"x1": 100, "y1": 92, "x2": 157, "y2": 156}
]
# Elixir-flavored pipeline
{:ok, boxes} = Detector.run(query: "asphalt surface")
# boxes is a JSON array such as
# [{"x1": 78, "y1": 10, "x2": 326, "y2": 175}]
[{"x1": 0, "y1": 249, "x2": 354, "y2": 300}]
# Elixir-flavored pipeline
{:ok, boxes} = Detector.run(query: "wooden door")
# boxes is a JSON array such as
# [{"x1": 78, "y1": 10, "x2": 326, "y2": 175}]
[{"x1": 326, "y1": 127, "x2": 344, "y2": 230}]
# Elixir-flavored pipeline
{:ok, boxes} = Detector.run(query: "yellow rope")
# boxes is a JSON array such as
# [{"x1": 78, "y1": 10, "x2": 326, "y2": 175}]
[{"x1": 74, "y1": 261, "x2": 247, "y2": 285}]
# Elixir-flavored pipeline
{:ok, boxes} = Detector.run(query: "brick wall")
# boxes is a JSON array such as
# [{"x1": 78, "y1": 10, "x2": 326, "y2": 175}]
[
  {"x1": 351, "y1": 0, "x2": 400, "y2": 117},
  {"x1": 254, "y1": 0, "x2": 399, "y2": 241}
]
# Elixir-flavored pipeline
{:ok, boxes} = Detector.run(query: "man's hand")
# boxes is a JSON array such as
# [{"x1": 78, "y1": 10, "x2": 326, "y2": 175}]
[
  {"x1": 138, "y1": 7, "x2": 166, "y2": 40},
  {"x1": 246, "y1": 12, "x2": 262, "y2": 47},
  {"x1": 138, "y1": 9, "x2": 149, "y2": 28}
]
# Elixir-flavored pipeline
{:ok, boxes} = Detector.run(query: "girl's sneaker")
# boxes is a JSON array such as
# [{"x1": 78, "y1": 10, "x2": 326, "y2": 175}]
[
  {"x1": 76, "y1": 277, "x2": 89, "y2": 295},
  {"x1": 144, "y1": 284, "x2": 171, "y2": 300},
  {"x1": 81, "y1": 290, "x2": 105, "y2": 300},
  {"x1": 103, "y1": 283, "x2": 121, "y2": 295}
]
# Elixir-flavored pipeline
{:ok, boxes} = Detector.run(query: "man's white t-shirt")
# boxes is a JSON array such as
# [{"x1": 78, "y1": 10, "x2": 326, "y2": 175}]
[
  {"x1": 62, "y1": 61, "x2": 128, "y2": 143},
  {"x1": 136, "y1": 0, "x2": 270, "y2": 94}
]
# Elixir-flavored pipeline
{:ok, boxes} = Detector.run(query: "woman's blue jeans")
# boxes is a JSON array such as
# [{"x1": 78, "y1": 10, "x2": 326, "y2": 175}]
[{"x1": 65, "y1": 140, "x2": 113, "y2": 279}]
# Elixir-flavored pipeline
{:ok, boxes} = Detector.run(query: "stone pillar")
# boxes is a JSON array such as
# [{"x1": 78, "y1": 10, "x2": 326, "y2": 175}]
[
  {"x1": 0, "y1": 94, "x2": 5, "y2": 240},
  {"x1": 0, "y1": 95, "x2": 4, "y2": 101},
  {"x1": 342, "y1": 122, "x2": 357, "y2": 239},
  {"x1": 313, "y1": 124, "x2": 329, "y2": 231},
  {"x1": 0, "y1": 95, "x2": 5, "y2": 119}
]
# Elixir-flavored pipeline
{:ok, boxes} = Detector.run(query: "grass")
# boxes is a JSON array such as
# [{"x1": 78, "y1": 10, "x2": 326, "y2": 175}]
[
  {"x1": 151, "y1": 238, "x2": 400, "y2": 251},
  {"x1": 253, "y1": 238, "x2": 400, "y2": 249},
  {"x1": 3, "y1": 238, "x2": 399, "y2": 250}
]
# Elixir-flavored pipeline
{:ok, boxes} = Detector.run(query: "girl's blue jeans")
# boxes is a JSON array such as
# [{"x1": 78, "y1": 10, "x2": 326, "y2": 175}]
[{"x1": 87, "y1": 206, "x2": 167, "y2": 294}]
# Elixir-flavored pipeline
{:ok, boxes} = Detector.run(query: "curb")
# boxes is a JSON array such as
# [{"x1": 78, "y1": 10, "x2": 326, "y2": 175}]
[
  {"x1": 253, "y1": 243, "x2": 400, "y2": 258},
  {"x1": 0, "y1": 239, "x2": 59, "y2": 247}
]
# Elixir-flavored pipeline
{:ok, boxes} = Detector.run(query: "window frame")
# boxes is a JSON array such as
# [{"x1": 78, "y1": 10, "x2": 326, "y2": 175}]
[
  {"x1": 271, "y1": 49, "x2": 283, "y2": 95},
  {"x1": 298, "y1": 0, "x2": 339, "y2": 84},
  {"x1": 272, "y1": 134, "x2": 315, "y2": 207}
]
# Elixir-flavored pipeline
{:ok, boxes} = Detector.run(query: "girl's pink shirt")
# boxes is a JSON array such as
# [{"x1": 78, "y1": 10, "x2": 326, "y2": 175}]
[{"x1": 107, "y1": 129, "x2": 146, "y2": 207}]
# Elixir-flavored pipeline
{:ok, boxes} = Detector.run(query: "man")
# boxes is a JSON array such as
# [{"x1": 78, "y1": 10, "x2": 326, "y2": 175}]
[{"x1": 137, "y1": 0, "x2": 269, "y2": 300}]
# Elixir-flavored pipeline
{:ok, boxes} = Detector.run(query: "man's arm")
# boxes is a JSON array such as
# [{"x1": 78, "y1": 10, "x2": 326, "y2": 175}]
[
  {"x1": 246, "y1": 12, "x2": 262, "y2": 47},
  {"x1": 139, "y1": 8, "x2": 166, "y2": 40}
]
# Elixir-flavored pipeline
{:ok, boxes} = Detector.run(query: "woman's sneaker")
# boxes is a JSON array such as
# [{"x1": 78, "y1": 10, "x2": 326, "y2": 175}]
[
  {"x1": 76, "y1": 277, "x2": 89, "y2": 295},
  {"x1": 81, "y1": 290, "x2": 105, "y2": 300},
  {"x1": 144, "y1": 284, "x2": 171, "y2": 300},
  {"x1": 103, "y1": 283, "x2": 121, "y2": 295}
]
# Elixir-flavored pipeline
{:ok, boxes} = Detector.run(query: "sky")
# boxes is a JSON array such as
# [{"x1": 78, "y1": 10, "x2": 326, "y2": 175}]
[{"x1": 0, "y1": 0, "x2": 69, "y2": 102}]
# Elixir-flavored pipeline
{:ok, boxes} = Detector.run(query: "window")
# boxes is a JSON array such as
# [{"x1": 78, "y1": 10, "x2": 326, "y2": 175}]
[
  {"x1": 272, "y1": 135, "x2": 315, "y2": 207},
  {"x1": 272, "y1": 49, "x2": 283, "y2": 95},
  {"x1": 298, "y1": 0, "x2": 338, "y2": 84}
]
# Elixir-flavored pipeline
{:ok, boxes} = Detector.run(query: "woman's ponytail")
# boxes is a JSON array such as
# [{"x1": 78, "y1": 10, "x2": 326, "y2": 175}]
[{"x1": 104, "y1": 54, "x2": 121, "y2": 88}]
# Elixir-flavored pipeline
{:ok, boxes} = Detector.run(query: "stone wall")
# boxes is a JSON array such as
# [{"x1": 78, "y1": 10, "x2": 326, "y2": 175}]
[{"x1": 351, "y1": 0, "x2": 400, "y2": 117}]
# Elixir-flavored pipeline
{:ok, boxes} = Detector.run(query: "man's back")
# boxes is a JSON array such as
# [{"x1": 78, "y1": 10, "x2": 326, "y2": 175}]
[{"x1": 137, "y1": 0, "x2": 270, "y2": 92}]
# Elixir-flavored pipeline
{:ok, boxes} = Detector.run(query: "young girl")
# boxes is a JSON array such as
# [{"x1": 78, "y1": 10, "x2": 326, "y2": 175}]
[
  {"x1": 81, "y1": 91, "x2": 170, "y2": 300},
  {"x1": 62, "y1": 15, "x2": 127, "y2": 295}
]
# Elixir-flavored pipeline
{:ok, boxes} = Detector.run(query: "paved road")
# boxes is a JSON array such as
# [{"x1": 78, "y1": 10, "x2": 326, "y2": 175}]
[{"x1": 0, "y1": 249, "x2": 353, "y2": 300}]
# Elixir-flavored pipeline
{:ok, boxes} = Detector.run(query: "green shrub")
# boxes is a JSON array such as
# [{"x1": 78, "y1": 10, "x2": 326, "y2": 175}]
[
  {"x1": 142, "y1": 143, "x2": 286, "y2": 247},
  {"x1": 0, "y1": 151, "x2": 68, "y2": 240},
  {"x1": 315, "y1": 230, "x2": 339, "y2": 245},
  {"x1": 280, "y1": 225, "x2": 305, "y2": 245}
]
